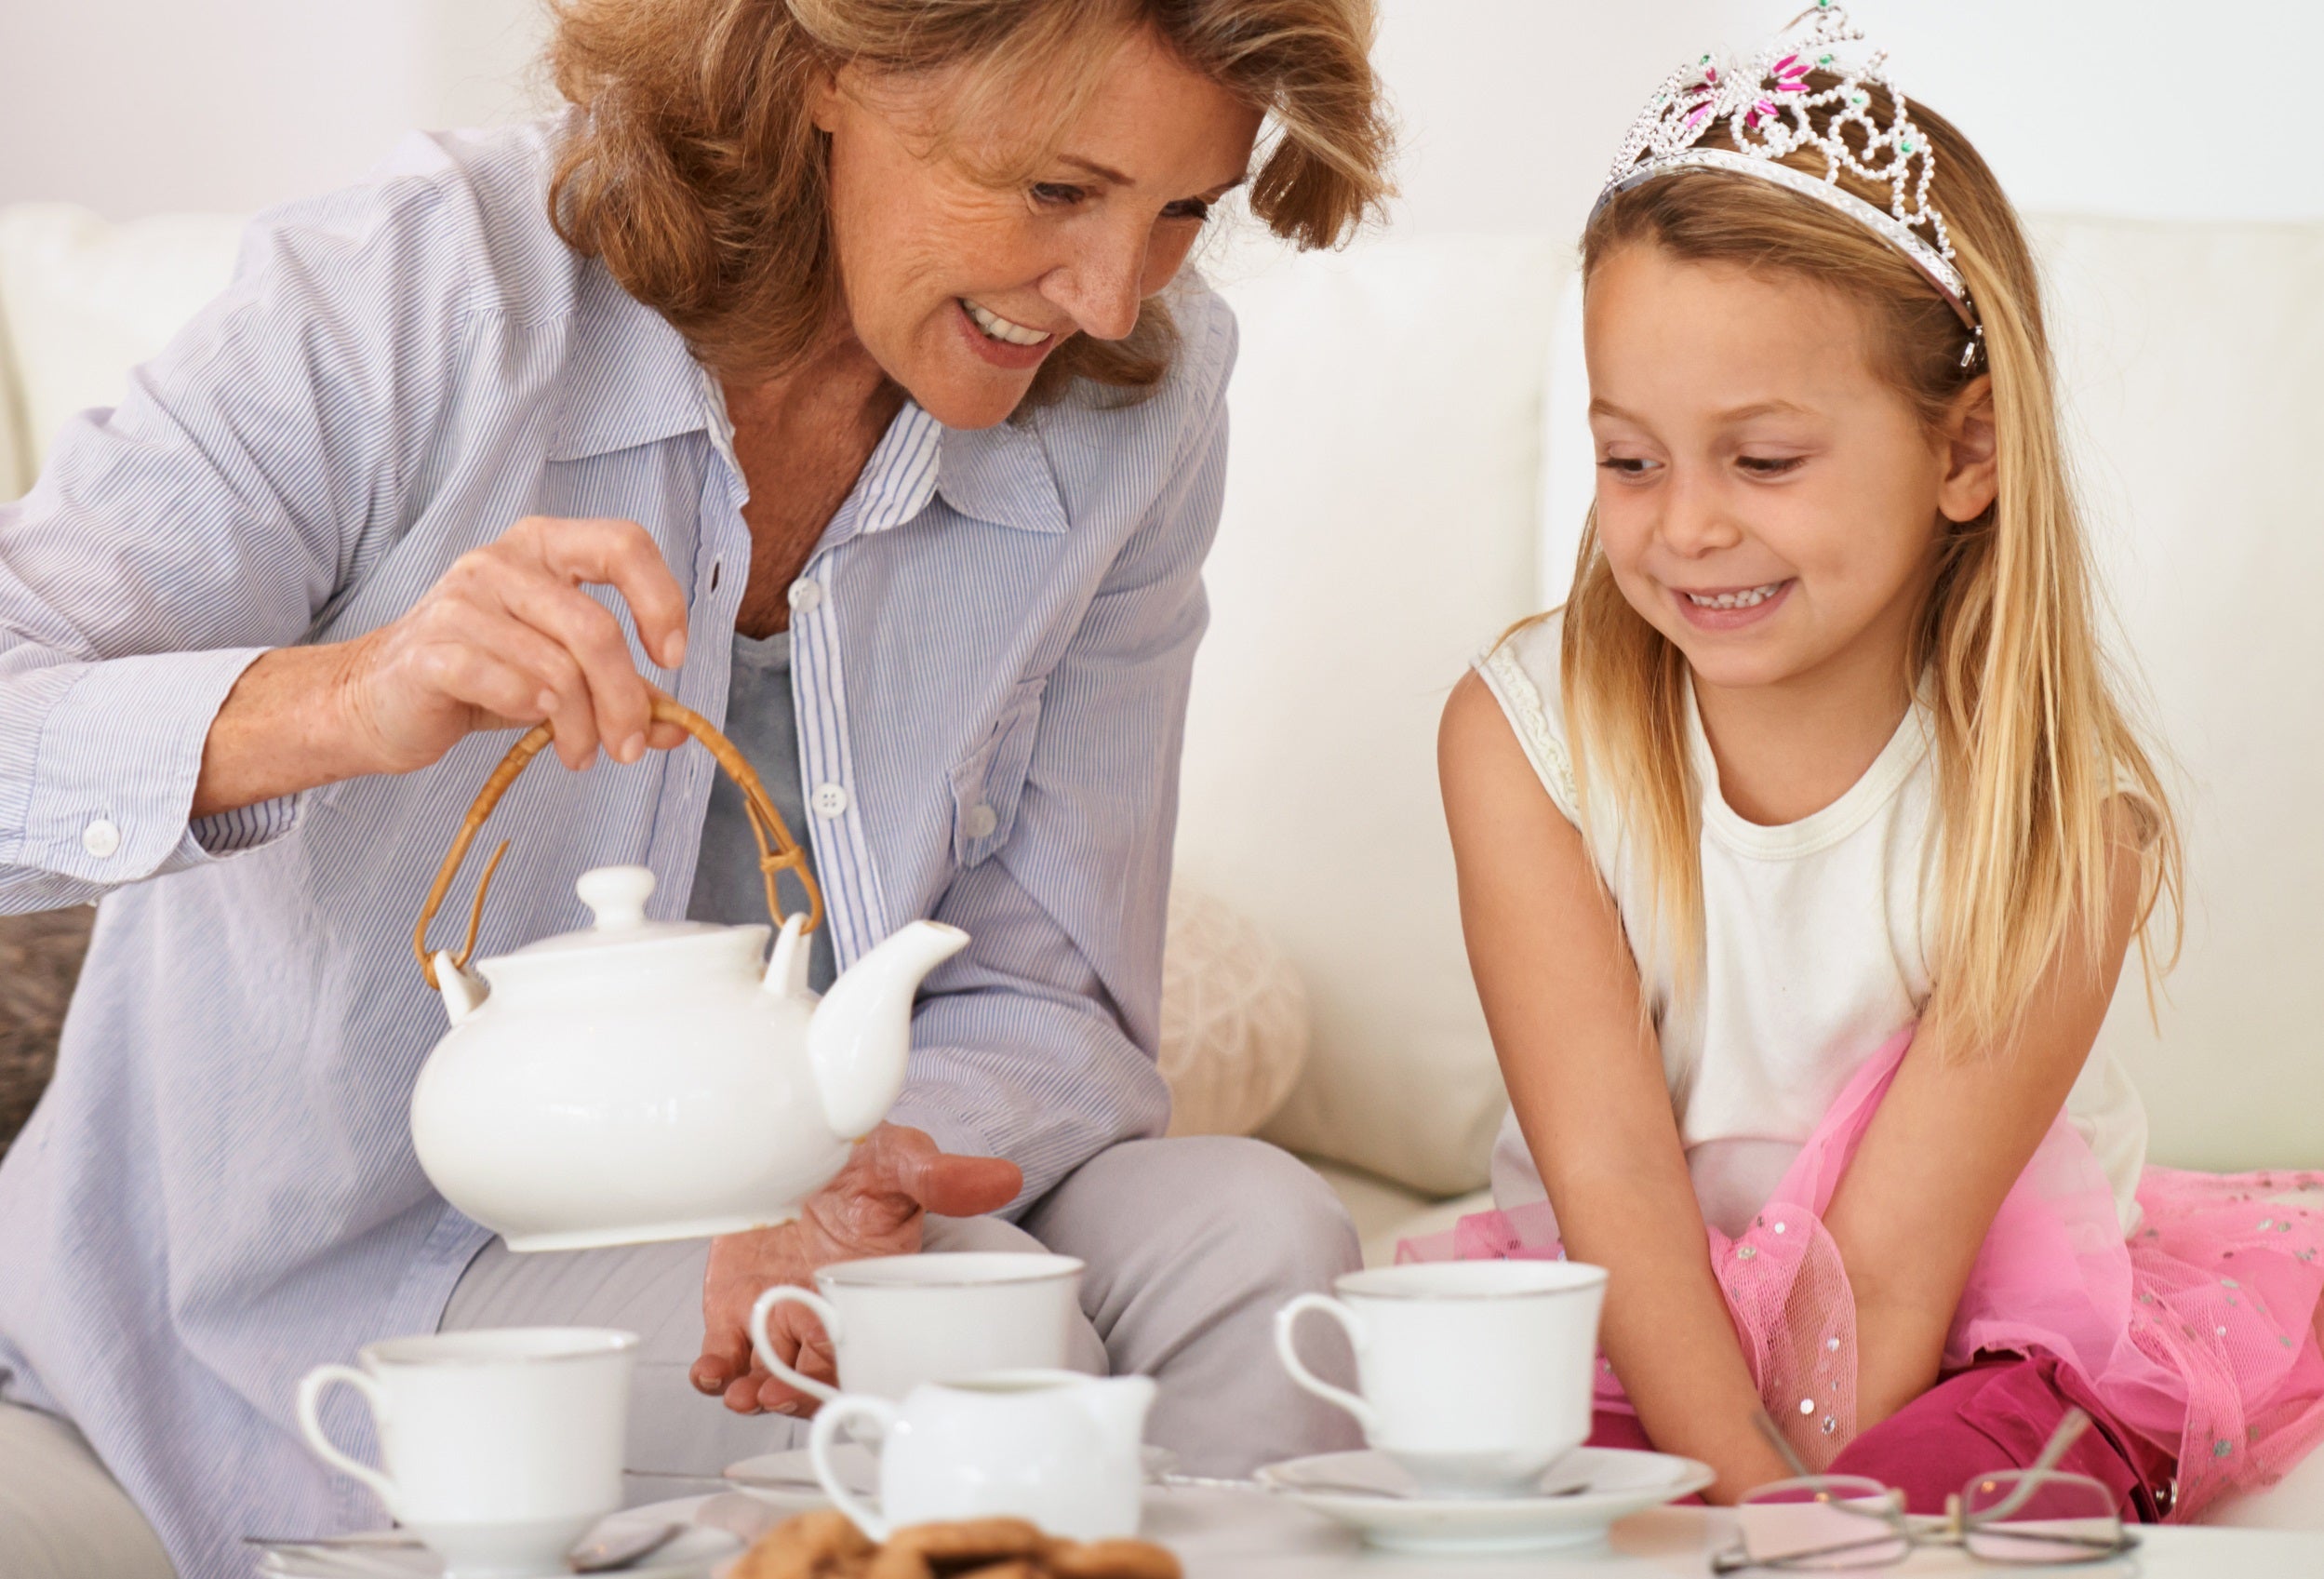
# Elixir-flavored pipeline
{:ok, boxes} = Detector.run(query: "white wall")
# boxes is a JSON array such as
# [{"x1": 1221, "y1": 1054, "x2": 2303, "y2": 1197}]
[
  {"x1": 1373, "y1": 0, "x2": 2323, "y2": 238},
  {"x1": 1811, "y1": 1, "x2": 2324, "y2": 223},
  {"x1": 0, "y1": 0, "x2": 551, "y2": 218},
  {"x1": 3, "y1": 0, "x2": 2315, "y2": 225}
]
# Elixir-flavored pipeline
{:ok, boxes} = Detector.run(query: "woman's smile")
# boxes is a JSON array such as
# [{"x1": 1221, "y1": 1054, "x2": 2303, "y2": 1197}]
[{"x1": 953, "y1": 296, "x2": 1061, "y2": 369}]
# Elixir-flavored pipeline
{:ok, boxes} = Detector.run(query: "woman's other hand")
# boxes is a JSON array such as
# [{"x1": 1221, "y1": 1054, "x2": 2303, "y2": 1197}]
[
  {"x1": 692, "y1": 1123, "x2": 1023, "y2": 1415},
  {"x1": 194, "y1": 516, "x2": 691, "y2": 816}
]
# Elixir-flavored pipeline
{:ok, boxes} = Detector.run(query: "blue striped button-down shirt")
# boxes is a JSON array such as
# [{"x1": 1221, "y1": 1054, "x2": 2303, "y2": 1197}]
[{"x1": 0, "y1": 121, "x2": 1232, "y2": 1578}]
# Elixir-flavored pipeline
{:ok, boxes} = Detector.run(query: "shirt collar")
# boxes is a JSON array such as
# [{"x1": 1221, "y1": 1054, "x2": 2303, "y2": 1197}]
[
  {"x1": 548, "y1": 263, "x2": 1068, "y2": 539},
  {"x1": 823, "y1": 405, "x2": 1071, "y2": 542},
  {"x1": 546, "y1": 265, "x2": 715, "y2": 462},
  {"x1": 935, "y1": 419, "x2": 1070, "y2": 536}
]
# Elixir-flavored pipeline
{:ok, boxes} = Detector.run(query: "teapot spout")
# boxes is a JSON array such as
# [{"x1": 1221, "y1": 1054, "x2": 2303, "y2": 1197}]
[{"x1": 807, "y1": 920, "x2": 969, "y2": 1139}]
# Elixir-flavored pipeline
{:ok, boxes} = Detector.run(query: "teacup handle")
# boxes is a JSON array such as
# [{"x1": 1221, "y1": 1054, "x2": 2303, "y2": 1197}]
[
  {"x1": 295, "y1": 1364, "x2": 400, "y2": 1513},
  {"x1": 1273, "y1": 1294, "x2": 1379, "y2": 1435},
  {"x1": 749, "y1": 1285, "x2": 846, "y2": 1406},
  {"x1": 808, "y1": 1393, "x2": 898, "y2": 1544}
]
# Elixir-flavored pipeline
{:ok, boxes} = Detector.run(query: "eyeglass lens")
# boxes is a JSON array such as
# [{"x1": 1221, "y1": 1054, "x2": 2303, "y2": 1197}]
[
  {"x1": 1960, "y1": 1470, "x2": 2126, "y2": 1565},
  {"x1": 1736, "y1": 1477, "x2": 1912, "y2": 1569}
]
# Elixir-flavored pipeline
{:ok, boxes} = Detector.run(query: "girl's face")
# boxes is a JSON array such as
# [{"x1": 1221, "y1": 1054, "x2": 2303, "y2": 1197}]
[
  {"x1": 816, "y1": 33, "x2": 1261, "y2": 431},
  {"x1": 1583, "y1": 242, "x2": 1995, "y2": 695}
]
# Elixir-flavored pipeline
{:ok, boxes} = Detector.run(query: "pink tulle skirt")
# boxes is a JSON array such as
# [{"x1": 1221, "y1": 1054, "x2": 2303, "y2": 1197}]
[{"x1": 1398, "y1": 1027, "x2": 2324, "y2": 1520}]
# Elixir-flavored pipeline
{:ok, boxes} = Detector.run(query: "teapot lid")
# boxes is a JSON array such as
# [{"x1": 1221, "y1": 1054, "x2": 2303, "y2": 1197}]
[{"x1": 493, "y1": 865, "x2": 758, "y2": 967}]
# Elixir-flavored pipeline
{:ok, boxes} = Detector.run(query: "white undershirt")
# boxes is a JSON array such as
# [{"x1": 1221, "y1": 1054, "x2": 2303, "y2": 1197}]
[{"x1": 1477, "y1": 611, "x2": 2147, "y2": 1238}]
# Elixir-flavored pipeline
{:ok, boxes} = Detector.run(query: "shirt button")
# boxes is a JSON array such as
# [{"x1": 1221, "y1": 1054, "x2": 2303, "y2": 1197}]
[
  {"x1": 82, "y1": 818, "x2": 121, "y2": 859},
  {"x1": 788, "y1": 578, "x2": 823, "y2": 614},
  {"x1": 963, "y1": 804, "x2": 998, "y2": 840},
  {"x1": 812, "y1": 783, "x2": 850, "y2": 820}
]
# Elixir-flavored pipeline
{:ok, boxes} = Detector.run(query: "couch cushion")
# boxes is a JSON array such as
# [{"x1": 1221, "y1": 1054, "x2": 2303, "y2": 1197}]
[
  {"x1": 2029, "y1": 216, "x2": 2324, "y2": 1171},
  {"x1": 1189, "y1": 234, "x2": 1567, "y2": 1197},
  {"x1": 0, "y1": 203, "x2": 244, "y2": 486},
  {"x1": 0, "y1": 308, "x2": 26, "y2": 502},
  {"x1": 0, "y1": 907, "x2": 94, "y2": 1157},
  {"x1": 1155, "y1": 883, "x2": 1310, "y2": 1139}
]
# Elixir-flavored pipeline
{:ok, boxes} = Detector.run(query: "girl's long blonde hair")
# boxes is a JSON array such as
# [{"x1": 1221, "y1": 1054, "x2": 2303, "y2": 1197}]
[{"x1": 1563, "y1": 78, "x2": 2181, "y2": 1059}]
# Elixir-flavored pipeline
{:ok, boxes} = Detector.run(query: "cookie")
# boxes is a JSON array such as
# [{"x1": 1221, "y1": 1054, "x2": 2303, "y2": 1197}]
[
  {"x1": 1044, "y1": 1537, "x2": 1183, "y2": 1579},
  {"x1": 732, "y1": 1508, "x2": 877, "y2": 1579},
  {"x1": 865, "y1": 1518, "x2": 1050, "y2": 1579}
]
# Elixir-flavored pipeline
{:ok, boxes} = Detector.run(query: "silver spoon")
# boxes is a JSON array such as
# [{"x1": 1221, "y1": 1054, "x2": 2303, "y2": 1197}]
[
  {"x1": 1157, "y1": 1471, "x2": 1593, "y2": 1502},
  {"x1": 567, "y1": 1519, "x2": 685, "y2": 1572},
  {"x1": 245, "y1": 1519, "x2": 687, "y2": 1573}
]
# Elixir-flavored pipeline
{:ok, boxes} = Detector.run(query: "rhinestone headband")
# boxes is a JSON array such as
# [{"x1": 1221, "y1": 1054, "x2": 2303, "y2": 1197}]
[{"x1": 1595, "y1": 1, "x2": 1983, "y2": 355}]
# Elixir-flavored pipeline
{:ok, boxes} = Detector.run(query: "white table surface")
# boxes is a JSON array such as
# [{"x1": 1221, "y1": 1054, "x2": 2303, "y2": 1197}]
[{"x1": 651, "y1": 1483, "x2": 2324, "y2": 1579}]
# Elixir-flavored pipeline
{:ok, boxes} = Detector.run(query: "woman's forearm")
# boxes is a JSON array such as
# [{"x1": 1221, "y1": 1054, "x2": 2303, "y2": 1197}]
[
  {"x1": 192, "y1": 642, "x2": 387, "y2": 819},
  {"x1": 191, "y1": 515, "x2": 699, "y2": 821}
]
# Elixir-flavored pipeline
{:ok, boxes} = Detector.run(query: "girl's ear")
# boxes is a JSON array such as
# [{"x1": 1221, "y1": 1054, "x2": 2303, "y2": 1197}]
[{"x1": 1938, "y1": 374, "x2": 1998, "y2": 525}]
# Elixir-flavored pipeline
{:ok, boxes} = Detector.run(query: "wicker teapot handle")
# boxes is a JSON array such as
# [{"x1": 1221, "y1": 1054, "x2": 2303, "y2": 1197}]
[{"x1": 412, "y1": 696, "x2": 823, "y2": 989}]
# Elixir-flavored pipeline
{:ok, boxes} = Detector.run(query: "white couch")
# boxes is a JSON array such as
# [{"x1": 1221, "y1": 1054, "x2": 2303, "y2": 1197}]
[{"x1": 5, "y1": 203, "x2": 2322, "y2": 1523}]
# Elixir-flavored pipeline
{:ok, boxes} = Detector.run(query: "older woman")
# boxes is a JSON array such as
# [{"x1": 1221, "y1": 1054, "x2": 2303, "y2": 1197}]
[{"x1": 0, "y1": 2, "x2": 1391, "y2": 1573}]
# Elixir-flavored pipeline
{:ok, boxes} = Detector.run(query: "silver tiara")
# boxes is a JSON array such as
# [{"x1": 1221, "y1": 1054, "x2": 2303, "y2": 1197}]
[{"x1": 1596, "y1": 2, "x2": 1981, "y2": 351}]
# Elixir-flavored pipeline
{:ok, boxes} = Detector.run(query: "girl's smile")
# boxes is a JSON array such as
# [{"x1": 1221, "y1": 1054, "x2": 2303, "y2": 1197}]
[{"x1": 1672, "y1": 577, "x2": 1795, "y2": 631}]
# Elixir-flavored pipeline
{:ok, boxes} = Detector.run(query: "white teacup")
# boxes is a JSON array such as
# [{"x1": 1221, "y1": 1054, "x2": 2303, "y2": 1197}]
[
  {"x1": 810, "y1": 1370, "x2": 1154, "y2": 1542},
  {"x1": 296, "y1": 1327, "x2": 637, "y2": 1579},
  {"x1": 749, "y1": 1251, "x2": 1083, "y2": 1403},
  {"x1": 1275, "y1": 1260, "x2": 1608, "y2": 1495}
]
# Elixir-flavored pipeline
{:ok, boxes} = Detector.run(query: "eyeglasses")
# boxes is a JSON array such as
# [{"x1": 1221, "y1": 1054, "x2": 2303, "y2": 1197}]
[{"x1": 1709, "y1": 1408, "x2": 2141, "y2": 1572}]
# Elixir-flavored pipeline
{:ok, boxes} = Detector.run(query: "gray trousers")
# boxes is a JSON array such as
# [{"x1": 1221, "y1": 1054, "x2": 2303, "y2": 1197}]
[
  {"x1": 0, "y1": 1403, "x2": 177, "y2": 1579},
  {"x1": 444, "y1": 1135, "x2": 1363, "y2": 1497},
  {"x1": 0, "y1": 1136, "x2": 1359, "y2": 1578}
]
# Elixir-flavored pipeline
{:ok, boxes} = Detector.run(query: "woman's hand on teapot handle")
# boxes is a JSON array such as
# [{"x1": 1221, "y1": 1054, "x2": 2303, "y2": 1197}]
[
  {"x1": 194, "y1": 515, "x2": 692, "y2": 817},
  {"x1": 693, "y1": 1123, "x2": 1023, "y2": 1416}
]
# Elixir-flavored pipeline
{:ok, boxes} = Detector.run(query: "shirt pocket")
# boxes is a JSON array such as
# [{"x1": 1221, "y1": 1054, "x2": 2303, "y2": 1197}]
[{"x1": 948, "y1": 675, "x2": 1047, "y2": 868}]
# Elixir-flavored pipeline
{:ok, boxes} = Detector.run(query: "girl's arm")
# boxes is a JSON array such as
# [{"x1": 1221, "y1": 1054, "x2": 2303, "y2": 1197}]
[
  {"x1": 1440, "y1": 673, "x2": 1791, "y2": 1502},
  {"x1": 1823, "y1": 814, "x2": 2146, "y2": 1429}
]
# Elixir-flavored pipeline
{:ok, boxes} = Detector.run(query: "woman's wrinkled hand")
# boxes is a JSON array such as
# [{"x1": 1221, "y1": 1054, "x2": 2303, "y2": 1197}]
[
  {"x1": 693, "y1": 1124, "x2": 1023, "y2": 1416},
  {"x1": 333, "y1": 515, "x2": 692, "y2": 774}
]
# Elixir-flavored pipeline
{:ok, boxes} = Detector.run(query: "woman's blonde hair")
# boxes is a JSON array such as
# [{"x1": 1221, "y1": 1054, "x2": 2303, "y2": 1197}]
[
  {"x1": 1562, "y1": 78, "x2": 2182, "y2": 1059},
  {"x1": 546, "y1": 0, "x2": 1392, "y2": 398}
]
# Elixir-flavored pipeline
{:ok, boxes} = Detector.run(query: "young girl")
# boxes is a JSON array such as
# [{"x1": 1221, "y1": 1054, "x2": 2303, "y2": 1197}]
[{"x1": 1426, "y1": 6, "x2": 2324, "y2": 1521}]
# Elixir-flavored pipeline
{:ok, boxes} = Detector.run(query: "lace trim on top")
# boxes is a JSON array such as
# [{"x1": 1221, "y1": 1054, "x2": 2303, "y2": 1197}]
[{"x1": 1480, "y1": 643, "x2": 1580, "y2": 821}]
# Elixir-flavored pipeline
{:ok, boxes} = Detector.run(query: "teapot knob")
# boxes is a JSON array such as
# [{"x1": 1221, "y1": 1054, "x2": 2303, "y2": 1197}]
[{"x1": 576, "y1": 864, "x2": 656, "y2": 930}]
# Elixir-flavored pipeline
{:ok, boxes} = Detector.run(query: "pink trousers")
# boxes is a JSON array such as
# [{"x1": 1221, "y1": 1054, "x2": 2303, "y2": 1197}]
[{"x1": 1588, "y1": 1352, "x2": 2176, "y2": 1519}]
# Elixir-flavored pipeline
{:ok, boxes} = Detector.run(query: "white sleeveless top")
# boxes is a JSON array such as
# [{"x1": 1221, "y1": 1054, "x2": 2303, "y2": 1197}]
[{"x1": 1478, "y1": 612, "x2": 2147, "y2": 1238}]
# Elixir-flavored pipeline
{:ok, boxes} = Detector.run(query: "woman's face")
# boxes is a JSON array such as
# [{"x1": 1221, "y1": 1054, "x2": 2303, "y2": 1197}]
[
  {"x1": 1583, "y1": 241, "x2": 1995, "y2": 696},
  {"x1": 815, "y1": 32, "x2": 1262, "y2": 429}
]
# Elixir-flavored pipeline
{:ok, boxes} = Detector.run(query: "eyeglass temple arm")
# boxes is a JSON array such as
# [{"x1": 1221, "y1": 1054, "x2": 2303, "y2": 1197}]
[
  {"x1": 1751, "y1": 1409, "x2": 1817, "y2": 1480},
  {"x1": 1964, "y1": 1407, "x2": 2092, "y2": 1526}
]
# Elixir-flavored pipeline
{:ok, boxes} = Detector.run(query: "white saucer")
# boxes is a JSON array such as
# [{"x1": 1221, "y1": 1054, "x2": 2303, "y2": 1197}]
[
  {"x1": 255, "y1": 1519, "x2": 742, "y2": 1578},
  {"x1": 1253, "y1": 1447, "x2": 1714, "y2": 1555},
  {"x1": 724, "y1": 1443, "x2": 1180, "y2": 1512}
]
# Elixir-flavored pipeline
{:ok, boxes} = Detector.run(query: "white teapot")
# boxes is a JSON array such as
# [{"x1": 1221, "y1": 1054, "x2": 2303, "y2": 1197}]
[{"x1": 407, "y1": 701, "x2": 968, "y2": 1251}]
